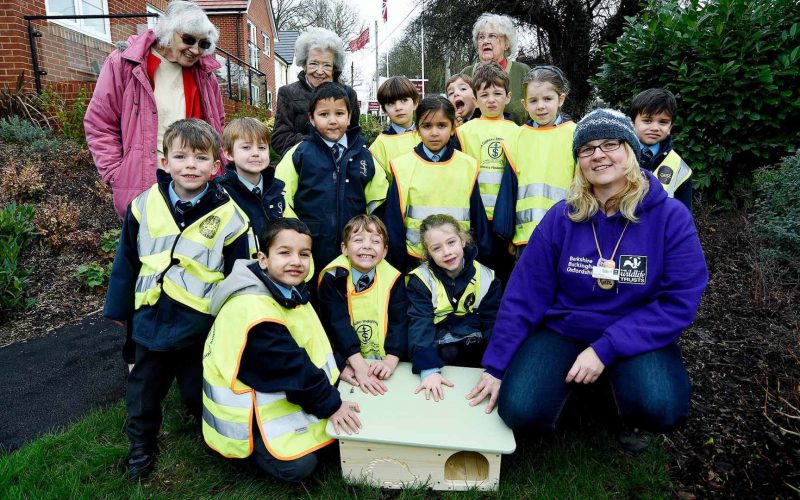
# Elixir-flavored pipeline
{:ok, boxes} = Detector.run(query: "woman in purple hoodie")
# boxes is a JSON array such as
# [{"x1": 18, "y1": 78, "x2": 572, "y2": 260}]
[{"x1": 466, "y1": 109, "x2": 708, "y2": 452}]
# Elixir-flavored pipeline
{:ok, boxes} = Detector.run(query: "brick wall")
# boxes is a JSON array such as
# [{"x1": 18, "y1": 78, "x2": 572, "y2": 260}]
[{"x1": 246, "y1": 0, "x2": 276, "y2": 111}]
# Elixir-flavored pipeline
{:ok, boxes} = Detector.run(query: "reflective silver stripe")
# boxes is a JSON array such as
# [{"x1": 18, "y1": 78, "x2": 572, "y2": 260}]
[
  {"x1": 219, "y1": 209, "x2": 248, "y2": 243},
  {"x1": 203, "y1": 380, "x2": 252, "y2": 408},
  {"x1": 138, "y1": 234, "x2": 175, "y2": 257},
  {"x1": 366, "y1": 200, "x2": 381, "y2": 214},
  {"x1": 478, "y1": 171, "x2": 503, "y2": 186},
  {"x1": 174, "y1": 238, "x2": 224, "y2": 271},
  {"x1": 474, "y1": 265, "x2": 495, "y2": 308},
  {"x1": 516, "y1": 207, "x2": 550, "y2": 225},
  {"x1": 247, "y1": 232, "x2": 258, "y2": 256},
  {"x1": 262, "y1": 410, "x2": 321, "y2": 441},
  {"x1": 517, "y1": 182, "x2": 568, "y2": 201},
  {"x1": 414, "y1": 266, "x2": 442, "y2": 314},
  {"x1": 203, "y1": 406, "x2": 250, "y2": 440},
  {"x1": 481, "y1": 194, "x2": 497, "y2": 208},
  {"x1": 406, "y1": 206, "x2": 470, "y2": 221},
  {"x1": 135, "y1": 274, "x2": 159, "y2": 294},
  {"x1": 322, "y1": 353, "x2": 337, "y2": 379},
  {"x1": 255, "y1": 391, "x2": 287, "y2": 406},
  {"x1": 406, "y1": 227, "x2": 421, "y2": 245},
  {"x1": 665, "y1": 161, "x2": 692, "y2": 197},
  {"x1": 164, "y1": 266, "x2": 217, "y2": 298}
]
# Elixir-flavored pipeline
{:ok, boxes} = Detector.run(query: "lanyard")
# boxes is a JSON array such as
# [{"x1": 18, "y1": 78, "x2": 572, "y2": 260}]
[{"x1": 591, "y1": 219, "x2": 630, "y2": 290}]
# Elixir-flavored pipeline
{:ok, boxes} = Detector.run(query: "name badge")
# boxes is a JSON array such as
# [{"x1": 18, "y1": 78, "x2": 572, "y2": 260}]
[{"x1": 592, "y1": 266, "x2": 619, "y2": 281}]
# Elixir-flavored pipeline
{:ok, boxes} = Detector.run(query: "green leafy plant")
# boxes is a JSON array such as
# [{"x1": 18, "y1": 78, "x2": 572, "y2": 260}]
[
  {"x1": 592, "y1": 0, "x2": 800, "y2": 201},
  {"x1": 0, "y1": 202, "x2": 37, "y2": 313},
  {"x1": 74, "y1": 262, "x2": 110, "y2": 290},
  {"x1": 41, "y1": 86, "x2": 89, "y2": 147},
  {"x1": 0, "y1": 115, "x2": 61, "y2": 153},
  {"x1": 753, "y1": 150, "x2": 800, "y2": 280},
  {"x1": 100, "y1": 229, "x2": 120, "y2": 255},
  {"x1": 359, "y1": 113, "x2": 384, "y2": 147}
]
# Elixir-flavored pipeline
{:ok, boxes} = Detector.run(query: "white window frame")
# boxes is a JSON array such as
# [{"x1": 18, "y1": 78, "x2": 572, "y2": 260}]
[
  {"x1": 247, "y1": 21, "x2": 259, "y2": 70},
  {"x1": 267, "y1": 90, "x2": 273, "y2": 111},
  {"x1": 45, "y1": 0, "x2": 112, "y2": 43},
  {"x1": 262, "y1": 33, "x2": 270, "y2": 56},
  {"x1": 146, "y1": 4, "x2": 163, "y2": 32},
  {"x1": 251, "y1": 84, "x2": 260, "y2": 107}
]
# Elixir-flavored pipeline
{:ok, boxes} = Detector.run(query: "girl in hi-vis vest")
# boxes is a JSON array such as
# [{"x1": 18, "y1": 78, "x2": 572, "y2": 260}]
[
  {"x1": 493, "y1": 65, "x2": 577, "y2": 257},
  {"x1": 383, "y1": 97, "x2": 492, "y2": 273},
  {"x1": 406, "y1": 215, "x2": 502, "y2": 402}
]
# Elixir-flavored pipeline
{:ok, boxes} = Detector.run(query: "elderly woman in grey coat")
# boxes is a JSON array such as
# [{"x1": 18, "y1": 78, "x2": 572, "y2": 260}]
[
  {"x1": 461, "y1": 13, "x2": 531, "y2": 125},
  {"x1": 272, "y1": 27, "x2": 360, "y2": 156}
]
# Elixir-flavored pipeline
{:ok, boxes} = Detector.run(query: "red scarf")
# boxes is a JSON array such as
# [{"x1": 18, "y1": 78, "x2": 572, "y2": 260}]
[
  {"x1": 498, "y1": 58, "x2": 508, "y2": 70},
  {"x1": 146, "y1": 52, "x2": 203, "y2": 119}
]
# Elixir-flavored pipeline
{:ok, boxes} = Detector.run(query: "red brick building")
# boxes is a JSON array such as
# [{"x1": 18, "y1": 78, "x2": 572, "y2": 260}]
[{"x1": 1, "y1": 0, "x2": 276, "y2": 114}]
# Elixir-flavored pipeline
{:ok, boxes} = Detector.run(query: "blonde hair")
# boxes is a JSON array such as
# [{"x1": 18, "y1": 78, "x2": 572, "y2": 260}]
[
  {"x1": 222, "y1": 117, "x2": 270, "y2": 153},
  {"x1": 419, "y1": 214, "x2": 472, "y2": 259},
  {"x1": 566, "y1": 142, "x2": 649, "y2": 222}
]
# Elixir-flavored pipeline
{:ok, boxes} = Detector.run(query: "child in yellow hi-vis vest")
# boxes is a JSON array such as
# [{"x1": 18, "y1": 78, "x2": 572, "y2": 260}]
[
  {"x1": 369, "y1": 76, "x2": 421, "y2": 179},
  {"x1": 318, "y1": 215, "x2": 408, "y2": 396},
  {"x1": 202, "y1": 218, "x2": 361, "y2": 483},
  {"x1": 406, "y1": 214, "x2": 502, "y2": 402},
  {"x1": 382, "y1": 96, "x2": 492, "y2": 273},
  {"x1": 493, "y1": 65, "x2": 577, "y2": 257}
]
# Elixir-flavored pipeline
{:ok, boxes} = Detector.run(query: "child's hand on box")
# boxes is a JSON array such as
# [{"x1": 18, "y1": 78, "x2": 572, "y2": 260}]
[
  {"x1": 339, "y1": 365, "x2": 359, "y2": 386},
  {"x1": 330, "y1": 401, "x2": 362, "y2": 435},
  {"x1": 346, "y1": 354, "x2": 387, "y2": 395},
  {"x1": 367, "y1": 354, "x2": 399, "y2": 380},
  {"x1": 415, "y1": 372, "x2": 454, "y2": 402}
]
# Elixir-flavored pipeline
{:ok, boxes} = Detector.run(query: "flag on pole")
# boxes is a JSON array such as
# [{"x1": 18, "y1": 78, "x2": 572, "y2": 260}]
[
  {"x1": 348, "y1": 27, "x2": 370, "y2": 52},
  {"x1": 382, "y1": 0, "x2": 388, "y2": 23}
]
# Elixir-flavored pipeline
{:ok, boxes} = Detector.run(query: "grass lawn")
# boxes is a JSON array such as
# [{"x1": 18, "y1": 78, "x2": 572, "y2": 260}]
[{"x1": 0, "y1": 389, "x2": 672, "y2": 499}]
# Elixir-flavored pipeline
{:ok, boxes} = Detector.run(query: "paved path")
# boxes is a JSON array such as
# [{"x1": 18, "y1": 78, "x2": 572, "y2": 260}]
[{"x1": 0, "y1": 314, "x2": 127, "y2": 452}]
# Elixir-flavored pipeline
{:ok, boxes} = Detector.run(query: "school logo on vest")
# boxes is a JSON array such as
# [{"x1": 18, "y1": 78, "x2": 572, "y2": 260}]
[
  {"x1": 199, "y1": 216, "x2": 221, "y2": 239},
  {"x1": 618, "y1": 255, "x2": 647, "y2": 284},
  {"x1": 356, "y1": 322, "x2": 374, "y2": 343},
  {"x1": 657, "y1": 166, "x2": 674, "y2": 185},
  {"x1": 486, "y1": 140, "x2": 503, "y2": 159},
  {"x1": 463, "y1": 292, "x2": 476, "y2": 311}
]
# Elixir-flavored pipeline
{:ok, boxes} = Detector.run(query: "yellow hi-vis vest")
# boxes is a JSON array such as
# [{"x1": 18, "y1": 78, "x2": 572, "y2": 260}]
[
  {"x1": 132, "y1": 185, "x2": 251, "y2": 314},
  {"x1": 653, "y1": 150, "x2": 692, "y2": 198},
  {"x1": 503, "y1": 121, "x2": 576, "y2": 246},
  {"x1": 455, "y1": 117, "x2": 520, "y2": 220},
  {"x1": 319, "y1": 254, "x2": 401, "y2": 359},
  {"x1": 369, "y1": 130, "x2": 421, "y2": 179},
  {"x1": 407, "y1": 261, "x2": 495, "y2": 324},
  {"x1": 390, "y1": 150, "x2": 479, "y2": 259},
  {"x1": 202, "y1": 288, "x2": 339, "y2": 460}
]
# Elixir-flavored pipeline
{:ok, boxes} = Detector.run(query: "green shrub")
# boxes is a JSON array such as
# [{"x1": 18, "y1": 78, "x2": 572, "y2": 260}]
[
  {"x1": 753, "y1": 150, "x2": 800, "y2": 279},
  {"x1": 592, "y1": 0, "x2": 800, "y2": 201},
  {"x1": 359, "y1": 113, "x2": 384, "y2": 147},
  {"x1": 0, "y1": 115, "x2": 61, "y2": 153},
  {"x1": 41, "y1": 86, "x2": 89, "y2": 147},
  {"x1": 100, "y1": 229, "x2": 120, "y2": 255},
  {"x1": 0, "y1": 202, "x2": 37, "y2": 313},
  {"x1": 0, "y1": 72, "x2": 52, "y2": 128},
  {"x1": 74, "y1": 262, "x2": 110, "y2": 290}
]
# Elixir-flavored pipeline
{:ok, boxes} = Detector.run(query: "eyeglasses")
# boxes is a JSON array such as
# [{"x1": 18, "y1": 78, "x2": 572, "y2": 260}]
[
  {"x1": 576, "y1": 140, "x2": 623, "y2": 158},
  {"x1": 180, "y1": 33, "x2": 212, "y2": 50},
  {"x1": 307, "y1": 61, "x2": 334, "y2": 73},
  {"x1": 477, "y1": 33, "x2": 501, "y2": 42}
]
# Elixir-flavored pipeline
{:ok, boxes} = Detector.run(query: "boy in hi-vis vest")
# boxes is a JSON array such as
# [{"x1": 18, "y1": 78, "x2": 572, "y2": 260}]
[
  {"x1": 104, "y1": 119, "x2": 253, "y2": 480},
  {"x1": 318, "y1": 215, "x2": 408, "y2": 396},
  {"x1": 202, "y1": 218, "x2": 361, "y2": 483},
  {"x1": 629, "y1": 88, "x2": 693, "y2": 211},
  {"x1": 369, "y1": 76, "x2": 421, "y2": 179}
]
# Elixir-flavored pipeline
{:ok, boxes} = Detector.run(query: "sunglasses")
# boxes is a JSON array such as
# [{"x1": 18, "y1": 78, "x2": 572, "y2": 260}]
[{"x1": 180, "y1": 33, "x2": 212, "y2": 50}]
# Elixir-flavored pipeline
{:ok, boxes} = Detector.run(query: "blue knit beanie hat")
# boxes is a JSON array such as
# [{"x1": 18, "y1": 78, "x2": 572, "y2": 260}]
[{"x1": 572, "y1": 108, "x2": 641, "y2": 161}]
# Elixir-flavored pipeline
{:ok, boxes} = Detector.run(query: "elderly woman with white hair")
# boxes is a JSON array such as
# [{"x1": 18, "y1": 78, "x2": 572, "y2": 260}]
[
  {"x1": 85, "y1": 0, "x2": 225, "y2": 221},
  {"x1": 272, "y1": 27, "x2": 360, "y2": 156},
  {"x1": 460, "y1": 13, "x2": 531, "y2": 125}
]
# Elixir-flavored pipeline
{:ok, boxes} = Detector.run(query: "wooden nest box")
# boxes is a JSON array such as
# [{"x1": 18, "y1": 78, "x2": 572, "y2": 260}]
[{"x1": 327, "y1": 363, "x2": 516, "y2": 491}]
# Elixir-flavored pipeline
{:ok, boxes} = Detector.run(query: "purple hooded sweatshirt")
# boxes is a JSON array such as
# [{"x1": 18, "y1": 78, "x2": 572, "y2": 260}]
[{"x1": 482, "y1": 169, "x2": 708, "y2": 379}]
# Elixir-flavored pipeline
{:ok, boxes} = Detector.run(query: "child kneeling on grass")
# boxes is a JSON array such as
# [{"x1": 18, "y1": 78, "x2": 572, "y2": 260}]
[
  {"x1": 202, "y1": 218, "x2": 361, "y2": 483},
  {"x1": 104, "y1": 119, "x2": 253, "y2": 480},
  {"x1": 318, "y1": 214, "x2": 408, "y2": 395},
  {"x1": 407, "y1": 214, "x2": 502, "y2": 401}
]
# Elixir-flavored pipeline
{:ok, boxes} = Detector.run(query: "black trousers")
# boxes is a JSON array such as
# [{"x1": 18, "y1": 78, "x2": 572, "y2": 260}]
[{"x1": 125, "y1": 341, "x2": 203, "y2": 448}]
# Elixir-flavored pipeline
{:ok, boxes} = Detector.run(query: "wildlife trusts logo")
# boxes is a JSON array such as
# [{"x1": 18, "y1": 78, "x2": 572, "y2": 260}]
[{"x1": 618, "y1": 255, "x2": 647, "y2": 284}]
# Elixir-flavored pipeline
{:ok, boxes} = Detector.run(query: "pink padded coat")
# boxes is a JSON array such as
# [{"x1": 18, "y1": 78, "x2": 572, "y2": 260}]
[{"x1": 84, "y1": 30, "x2": 225, "y2": 218}]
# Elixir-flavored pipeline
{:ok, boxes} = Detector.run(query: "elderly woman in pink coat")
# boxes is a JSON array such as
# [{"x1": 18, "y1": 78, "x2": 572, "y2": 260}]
[{"x1": 85, "y1": 0, "x2": 226, "y2": 218}]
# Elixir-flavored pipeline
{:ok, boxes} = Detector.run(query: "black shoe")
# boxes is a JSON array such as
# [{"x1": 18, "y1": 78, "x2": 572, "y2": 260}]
[
  {"x1": 127, "y1": 444, "x2": 156, "y2": 480},
  {"x1": 618, "y1": 427, "x2": 652, "y2": 457}
]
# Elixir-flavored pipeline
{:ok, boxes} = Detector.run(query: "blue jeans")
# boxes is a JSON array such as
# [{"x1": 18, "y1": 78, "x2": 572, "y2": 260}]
[{"x1": 497, "y1": 329, "x2": 691, "y2": 433}]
